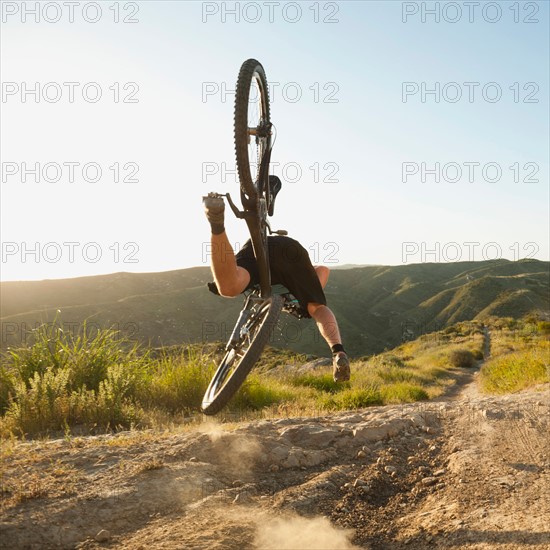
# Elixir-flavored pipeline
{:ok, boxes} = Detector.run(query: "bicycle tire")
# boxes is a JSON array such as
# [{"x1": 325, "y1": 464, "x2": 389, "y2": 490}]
[
  {"x1": 201, "y1": 294, "x2": 283, "y2": 415},
  {"x1": 234, "y1": 59, "x2": 271, "y2": 198}
]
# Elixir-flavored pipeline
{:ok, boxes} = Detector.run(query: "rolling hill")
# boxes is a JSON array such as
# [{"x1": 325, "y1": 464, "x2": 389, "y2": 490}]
[{"x1": 1, "y1": 259, "x2": 548, "y2": 356}]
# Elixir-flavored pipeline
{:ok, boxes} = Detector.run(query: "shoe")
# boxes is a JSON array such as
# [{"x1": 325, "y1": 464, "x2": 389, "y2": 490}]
[
  {"x1": 267, "y1": 176, "x2": 282, "y2": 216},
  {"x1": 333, "y1": 352, "x2": 350, "y2": 382},
  {"x1": 203, "y1": 193, "x2": 225, "y2": 226}
]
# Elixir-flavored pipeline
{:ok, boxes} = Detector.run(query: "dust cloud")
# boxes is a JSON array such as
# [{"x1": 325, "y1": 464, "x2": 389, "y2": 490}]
[{"x1": 253, "y1": 514, "x2": 359, "y2": 550}]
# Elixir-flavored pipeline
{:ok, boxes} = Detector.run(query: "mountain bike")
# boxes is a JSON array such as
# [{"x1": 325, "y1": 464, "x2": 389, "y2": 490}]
[{"x1": 201, "y1": 59, "x2": 305, "y2": 415}]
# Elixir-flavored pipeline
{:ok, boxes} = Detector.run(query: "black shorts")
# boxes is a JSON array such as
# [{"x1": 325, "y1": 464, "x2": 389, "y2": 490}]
[{"x1": 235, "y1": 236, "x2": 327, "y2": 317}]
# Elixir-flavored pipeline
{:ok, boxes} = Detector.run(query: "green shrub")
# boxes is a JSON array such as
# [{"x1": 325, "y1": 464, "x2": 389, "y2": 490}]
[
  {"x1": 0, "y1": 366, "x2": 15, "y2": 414},
  {"x1": 472, "y1": 350, "x2": 484, "y2": 361},
  {"x1": 448, "y1": 349, "x2": 476, "y2": 368},
  {"x1": 143, "y1": 354, "x2": 214, "y2": 413}
]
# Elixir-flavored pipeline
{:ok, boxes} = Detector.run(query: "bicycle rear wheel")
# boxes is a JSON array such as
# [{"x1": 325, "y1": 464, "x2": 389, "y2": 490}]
[
  {"x1": 234, "y1": 58, "x2": 271, "y2": 199},
  {"x1": 201, "y1": 294, "x2": 283, "y2": 415}
]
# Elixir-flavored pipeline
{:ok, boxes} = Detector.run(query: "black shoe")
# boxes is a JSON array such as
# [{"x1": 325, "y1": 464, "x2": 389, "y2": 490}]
[{"x1": 268, "y1": 176, "x2": 282, "y2": 216}]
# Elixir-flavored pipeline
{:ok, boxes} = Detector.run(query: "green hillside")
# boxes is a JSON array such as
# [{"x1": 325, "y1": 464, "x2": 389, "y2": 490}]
[{"x1": 1, "y1": 259, "x2": 548, "y2": 356}]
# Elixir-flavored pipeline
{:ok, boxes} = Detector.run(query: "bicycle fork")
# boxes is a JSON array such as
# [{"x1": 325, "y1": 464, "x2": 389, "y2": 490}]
[{"x1": 226, "y1": 294, "x2": 256, "y2": 350}]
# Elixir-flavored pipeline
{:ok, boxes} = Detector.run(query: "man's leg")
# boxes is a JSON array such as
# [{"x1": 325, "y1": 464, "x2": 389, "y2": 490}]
[
  {"x1": 307, "y1": 301, "x2": 350, "y2": 382},
  {"x1": 204, "y1": 194, "x2": 250, "y2": 297},
  {"x1": 209, "y1": 232, "x2": 250, "y2": 297},
  {"x1": 307, "y1": 302, "x2": 341, "y2": 347}
]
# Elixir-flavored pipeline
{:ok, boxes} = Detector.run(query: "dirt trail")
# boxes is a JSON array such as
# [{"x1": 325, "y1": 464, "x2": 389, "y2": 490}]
[{"x1": 1, "y1": 338, "x2": 549, "y2": 549}]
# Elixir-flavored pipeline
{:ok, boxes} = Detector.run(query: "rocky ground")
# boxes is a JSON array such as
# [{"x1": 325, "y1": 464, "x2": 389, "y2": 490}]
[{"x1": 1, "y1": 366, "x2": 548, "y2": 549}]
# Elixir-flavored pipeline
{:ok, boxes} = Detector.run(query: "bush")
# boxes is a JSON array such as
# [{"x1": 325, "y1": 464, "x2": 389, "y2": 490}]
[
  {"x1": 448, "y1": 349, "x2": 476, "y2": 368},
  {"x1": 0, "y1": 366, "x2": 15, "y2": 414},
  {"x1": 472, "y1": 350, "x2": 484, "y2": 361}
]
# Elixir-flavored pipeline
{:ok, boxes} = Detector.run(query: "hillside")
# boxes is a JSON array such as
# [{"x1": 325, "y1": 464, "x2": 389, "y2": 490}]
[{"x1": 1, "y1": 259, "x2": 548, "y2": 356}]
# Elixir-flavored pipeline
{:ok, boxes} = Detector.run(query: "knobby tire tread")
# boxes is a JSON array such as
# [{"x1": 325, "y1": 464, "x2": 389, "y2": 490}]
[{"x1": 234, "y1": 59, "x2": 270, "y2": 198}]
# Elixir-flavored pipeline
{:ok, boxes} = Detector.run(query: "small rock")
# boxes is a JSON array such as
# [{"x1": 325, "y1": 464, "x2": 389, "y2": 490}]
[
  {"x1": 95, "y1": 530, "x2": 111, "y2": 543},
  {"x1": 459, "y1": 478, "x2": 466, "y2": 484},
  {"x1": 434, "y1": 469, "x2": 446, "y2": 477},
  {"x1": 421, "y1": 477, "x2": 438, "y2": 486},
  {"x1": 407, "y1": 456, "x2": 416, "y2": 463},
  {"x1": 357, "y1": 450, "x2": 367, "y2": 458},
  {"x1": 353, "y1": 478, "x2": 369, "y2": 488},
  {"x1": 385, "y1": 466, "x2": 397, "y2": 474},
  {"x1": 269, "y1": 464, "x2": 279, "y2": 472},
  {"x1": 233, "y1": 492, "x2": 251, "y2": 504},
  {"x1": 189, "y1": 457, "x2": 198, "y2": 462},
  {"x1": 429, "y1": 445, "x2": 437, "y2": 452}
]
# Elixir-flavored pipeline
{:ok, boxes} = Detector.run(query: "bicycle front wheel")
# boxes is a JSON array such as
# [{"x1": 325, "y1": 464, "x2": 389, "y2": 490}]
[
  {"x1": 234, "y1": 58, "x2": 271, "y2": 199},
  {"x1": 201, "y1": 294, "x2": 283, "y2": 415}
]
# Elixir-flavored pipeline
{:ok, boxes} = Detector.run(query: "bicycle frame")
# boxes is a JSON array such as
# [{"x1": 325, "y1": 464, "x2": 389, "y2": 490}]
[
  {"x1": 245, "y1": 139, "x2": 272, "y2": 299},
  {"x1": 226, "y1": 123, "x2": 274, "y2": 299}
]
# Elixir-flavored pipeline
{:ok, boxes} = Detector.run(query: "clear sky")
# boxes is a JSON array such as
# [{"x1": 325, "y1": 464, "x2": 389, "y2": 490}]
[{"x1": 1, "y1": 0, "x2": 548, "y2": 281}]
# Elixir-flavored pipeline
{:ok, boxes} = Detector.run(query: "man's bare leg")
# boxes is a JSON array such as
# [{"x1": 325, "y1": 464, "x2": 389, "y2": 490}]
[
  {"x1": 307, "y1": 302, "x2": 341, "y2": 347},
  {"x1": 308, "y1": 287, "x2": 350, "y2": 382},
  {"x1": 209, "y1": 232, "x2": 250, "y2": 297}
]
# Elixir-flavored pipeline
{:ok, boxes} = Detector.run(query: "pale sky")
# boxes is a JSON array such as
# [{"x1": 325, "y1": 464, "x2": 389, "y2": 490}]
[{"x1": 1, "y1": 0, "x2": 548, "y2": 281}]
